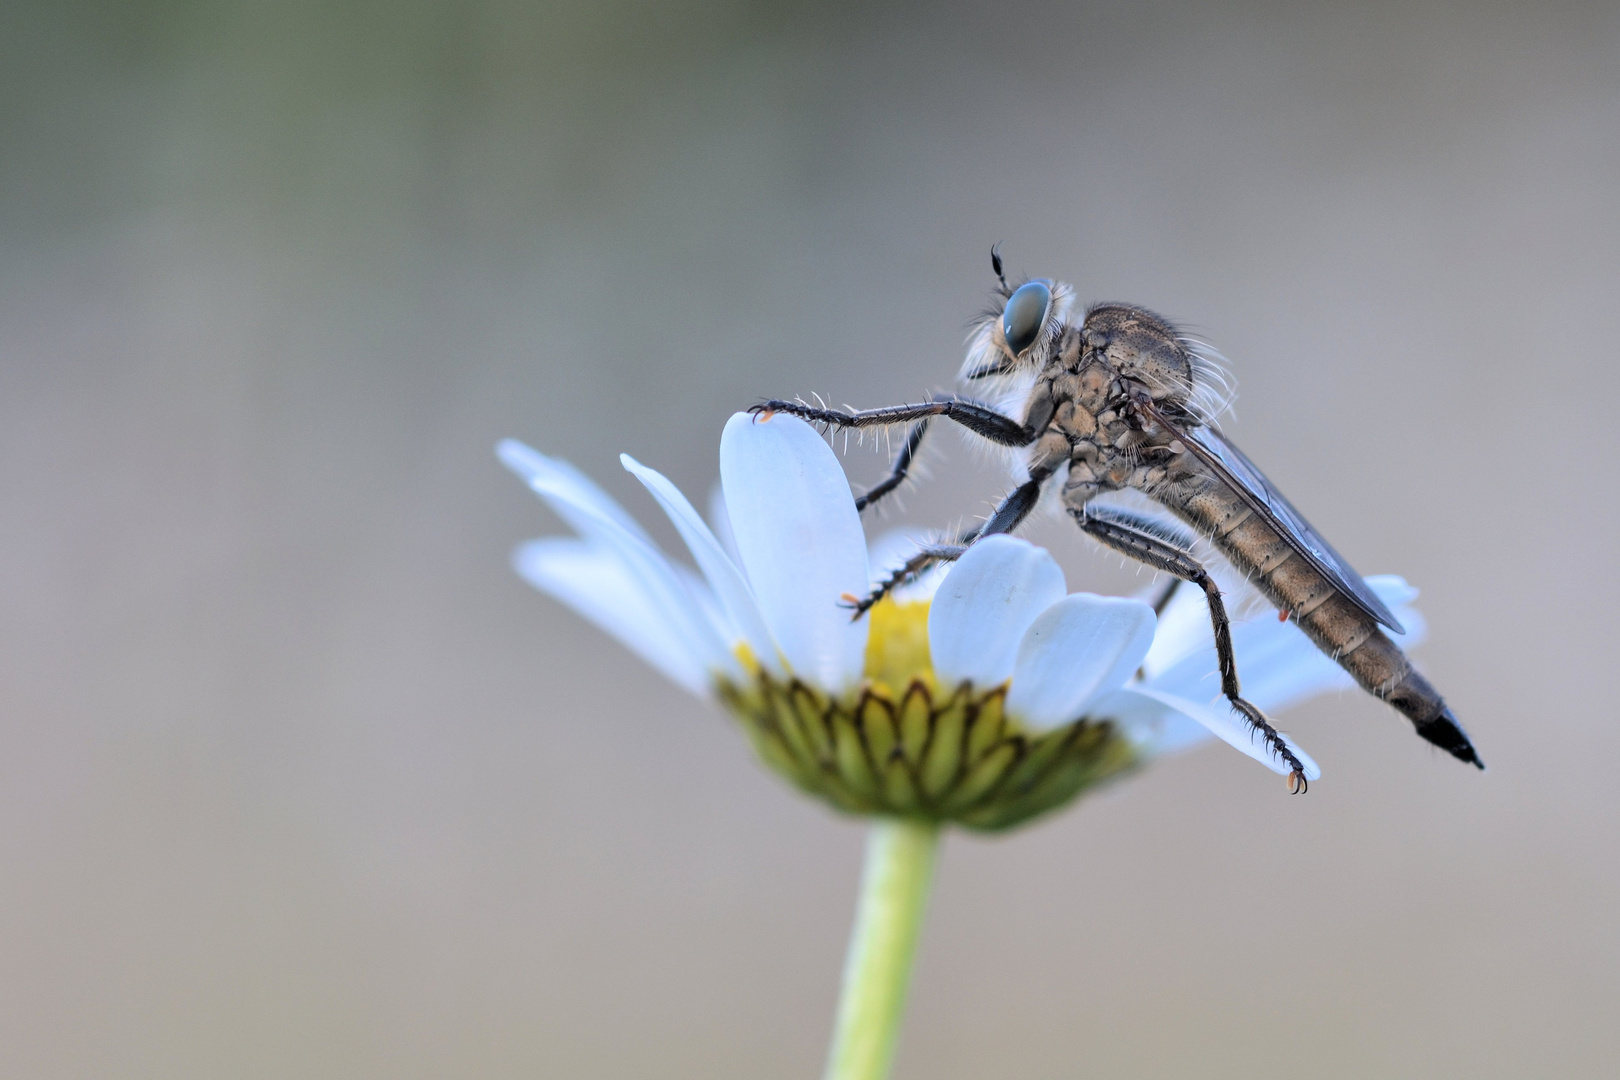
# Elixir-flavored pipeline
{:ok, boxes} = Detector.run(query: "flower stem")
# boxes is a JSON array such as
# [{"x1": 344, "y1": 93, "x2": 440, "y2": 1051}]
[{"x1": 823, "y1": 818, "x2": 941, "y2": 1080}]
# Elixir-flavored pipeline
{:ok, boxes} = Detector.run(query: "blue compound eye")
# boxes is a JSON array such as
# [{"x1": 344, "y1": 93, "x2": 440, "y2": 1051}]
[{"x1": 1001, "y1": 280, "x2": 1052, "y2": 356}]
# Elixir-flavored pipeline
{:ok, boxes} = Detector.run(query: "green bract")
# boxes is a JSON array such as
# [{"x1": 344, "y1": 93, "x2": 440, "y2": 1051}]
[{"x1": 717, "y1": 599, "x2": 1138, "y2": 830}]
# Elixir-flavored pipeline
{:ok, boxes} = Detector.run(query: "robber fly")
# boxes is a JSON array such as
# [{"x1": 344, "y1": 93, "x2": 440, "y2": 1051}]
[{"x1": 750, "y1": 249, "x2": 1481, "y2": 789}]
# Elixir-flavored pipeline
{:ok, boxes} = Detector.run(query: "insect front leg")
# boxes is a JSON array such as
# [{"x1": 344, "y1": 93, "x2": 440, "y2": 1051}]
[
  {"x1": 849, "y1": 470, "x2": 1050, "y2": 618},
  {"x1": 1074, "y1": 504, "x2": 1313, "y2": 793},
  {"x1": 749, "y1": 396, "x2": 1037, "y2": 447}
]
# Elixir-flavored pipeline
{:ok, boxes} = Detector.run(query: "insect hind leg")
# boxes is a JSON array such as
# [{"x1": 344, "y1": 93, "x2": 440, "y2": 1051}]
[{"x1": 1075, "y1": 504, "x2": 1312, "y2": 793}]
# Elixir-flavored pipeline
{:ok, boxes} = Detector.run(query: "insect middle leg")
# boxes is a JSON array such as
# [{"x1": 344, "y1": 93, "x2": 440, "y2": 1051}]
[
  {"x1": 1074, "y1": 504, "x2": 1312, "y2": 792},
  {"x1": 855, "y1": 420, "x2": 930, "y2": 514},
  {"x1": 849, "y1": 469, "x2": 1049, "y2": 618}
]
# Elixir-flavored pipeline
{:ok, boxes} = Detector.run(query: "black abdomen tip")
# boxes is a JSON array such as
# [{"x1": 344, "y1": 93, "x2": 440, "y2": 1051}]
[{"x1": 1416, "y1": 708, "x2": 1485, "y2": 770}]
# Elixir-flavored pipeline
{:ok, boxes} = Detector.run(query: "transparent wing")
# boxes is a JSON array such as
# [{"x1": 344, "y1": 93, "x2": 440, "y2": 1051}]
[{"x1": 1169, "y1": 417, "x2": 1404, "y2": 633}]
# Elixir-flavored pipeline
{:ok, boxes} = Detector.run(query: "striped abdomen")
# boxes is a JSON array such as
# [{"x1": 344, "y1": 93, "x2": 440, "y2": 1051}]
[{"x1": 1165, "y1": 475, "x2": 1480, "y2": 766}]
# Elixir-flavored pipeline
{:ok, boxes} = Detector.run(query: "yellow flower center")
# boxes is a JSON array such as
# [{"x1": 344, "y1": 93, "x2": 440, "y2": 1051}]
[
  {"x1": 716, "y1": 597, "x2": 1140, "y2": 831},
  {"x1": 861, "y1": 597, "x2": 936, "y2": 692}
]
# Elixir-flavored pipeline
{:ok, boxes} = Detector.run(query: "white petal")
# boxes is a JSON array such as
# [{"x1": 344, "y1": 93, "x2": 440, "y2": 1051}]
[
  {"x1": 513, "y1": 538, "x2": 709, "y2": 695},
  {"x1": 622, "y1": 454, "x2": 782, "y2": 674},
  {"x1": 1366, "y1": 574, "x2": 1419, "y2": 612},
  {"x1": 928, "y1": 536, "x2": 1066, "y2": 688},
  {"x1": 1123, "y1": 687, "x2": 1321, "y2": 781},
  {"x1": 1367, "y1": 575, "x2": 1426, "y2": 645},
  {"x1": 498, "y1": 439, "x2": 651, "y2": 546},
  {"x1": 719, "y1": 413, "x2": 869, "y2": 690},
  {"x1": 1005, "y1": 594, "x2": 1157, "y2": 732},
  {"x1": 1188, "y1": 612, "x2": 1325, "y2": 699},
  {"x1": 1226, "y1": 616, "x2": 1355, "y2": 714},
  {"x1": 1088, "y1": 687, "x2": 1213, "y2": 758},
  {"x1": 675, "y1": 562, "x2": 732, "y2": 641},
  {"x1": 511, "y1": 460, "x2": 738, "y2": 683},
  {"x1": 1242, "y1": 656, "x2": 1356, "y2": 716},
  {"x1": 707, "y1": 481, "x2": 744, "y2": 567},
  {"x1": 1138, "y1": 578, "x2": 1213, "y2": 680}
]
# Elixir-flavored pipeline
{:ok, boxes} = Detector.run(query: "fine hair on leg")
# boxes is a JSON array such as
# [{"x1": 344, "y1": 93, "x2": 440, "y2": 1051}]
[{"x1": 855, "y1": 420, "x2": 931, "y2": 514}]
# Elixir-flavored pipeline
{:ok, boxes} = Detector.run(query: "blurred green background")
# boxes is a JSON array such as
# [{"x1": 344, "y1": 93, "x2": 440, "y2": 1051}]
[{"x1": 2, "y1": 1, "x2": 1617, "y2": 1076}]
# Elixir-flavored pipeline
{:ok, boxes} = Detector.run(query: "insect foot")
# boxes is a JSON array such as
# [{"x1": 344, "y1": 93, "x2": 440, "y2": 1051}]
[
  {"x1": 748, "y1": 399, "x2": 849, "y2": 430},
  {"x1": 1229, "y1": 697, "x2": 1311, "y2": 793}
]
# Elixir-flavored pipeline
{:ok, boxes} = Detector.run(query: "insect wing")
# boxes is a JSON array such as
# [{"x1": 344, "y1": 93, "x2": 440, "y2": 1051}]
[{"x1": 1181, "y1": 424, "x2": 1405, "y2": 633}]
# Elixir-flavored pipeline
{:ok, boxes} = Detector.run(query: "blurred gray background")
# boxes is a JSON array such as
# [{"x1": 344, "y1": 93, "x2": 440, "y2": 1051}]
[{"x1": 2, "y1": 1, "x2": 1617, "y2": 1076}]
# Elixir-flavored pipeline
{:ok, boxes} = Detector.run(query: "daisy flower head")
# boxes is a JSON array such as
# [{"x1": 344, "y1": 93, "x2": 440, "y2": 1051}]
[{"x1": 499, "y1": 412, "x2": 1425, "y2": 828}]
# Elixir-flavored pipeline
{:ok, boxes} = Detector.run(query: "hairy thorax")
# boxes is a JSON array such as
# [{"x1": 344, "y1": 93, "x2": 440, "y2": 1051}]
[{"x1": 1023, "y1": 327, "x2": 1202, "y2": 512}]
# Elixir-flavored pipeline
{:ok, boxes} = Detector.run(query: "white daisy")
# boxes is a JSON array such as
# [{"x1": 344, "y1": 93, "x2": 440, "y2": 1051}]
[{"x1": 499, "y1": 412, "x2": 1424, "y2": 827}]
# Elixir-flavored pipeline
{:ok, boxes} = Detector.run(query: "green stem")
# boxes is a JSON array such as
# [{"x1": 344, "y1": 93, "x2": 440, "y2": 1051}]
[{"x1": 823, "y1": 818, "x2": 942, "y2": 1080}]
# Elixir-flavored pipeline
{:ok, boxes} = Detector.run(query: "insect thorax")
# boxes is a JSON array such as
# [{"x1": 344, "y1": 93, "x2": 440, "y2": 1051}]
[{"x1": 1017, "y1": 308, "x2": 1206, "y2": 512}]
